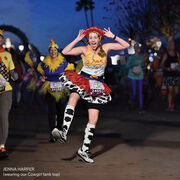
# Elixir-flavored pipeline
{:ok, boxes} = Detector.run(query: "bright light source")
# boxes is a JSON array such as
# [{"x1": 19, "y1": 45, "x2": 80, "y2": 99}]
[
  {"x1": 147, "y1": 64, "x2": 151, "y2": 70},
  {"x1": 149, "y1": 56, "x2": 153, "y2": 62},
  {"x1": 156, "y1": 41, "x2": 162, "y2": 48},
  {"x1": 19, "y1": 45, "x2": 24, "y2": 51},
  {"x1": 154, "y1": 52, "x2": 157, "y2": 56},
  {"x1": 40, "y1": 56, "x2": 45, "y2": 61},
  {"x1": 139, "y1": 44, "x2": 142, "y2": 47},
  {"x1": 148, "y1": 49, "x2": 152, "y2": 53}
]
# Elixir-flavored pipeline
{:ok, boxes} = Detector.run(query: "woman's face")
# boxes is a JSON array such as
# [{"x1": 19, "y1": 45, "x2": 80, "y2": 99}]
[
  {"x1": 88, "y1": 32, "x2": 101, "y2": 50},
  {"x1": 49, "y1": 47, "x2": 58, "y2": 59},
  {"x1": 134, "y1": 44, "x2": 141, "y2": 53},
  {"x1": 168, "y1": 41, "x2": 175, "y2": 50}
]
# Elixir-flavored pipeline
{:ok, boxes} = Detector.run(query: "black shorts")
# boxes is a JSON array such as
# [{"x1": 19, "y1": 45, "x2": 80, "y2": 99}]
[{"x1": 86, "y1": 103, "x2": 103, "y2": 111}]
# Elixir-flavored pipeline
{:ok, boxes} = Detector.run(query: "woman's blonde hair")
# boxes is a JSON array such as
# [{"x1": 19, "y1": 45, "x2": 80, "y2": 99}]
[{"x1": 87, "y1": 31, "x2": 106, "y2": 57}]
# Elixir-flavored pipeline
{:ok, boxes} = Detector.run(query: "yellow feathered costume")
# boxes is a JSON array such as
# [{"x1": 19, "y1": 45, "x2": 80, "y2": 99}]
[{"x1": 37, "y1": 53, "x2": 75, "y2": 102}]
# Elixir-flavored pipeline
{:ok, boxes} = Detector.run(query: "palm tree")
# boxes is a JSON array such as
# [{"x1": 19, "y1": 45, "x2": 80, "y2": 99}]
[
  {"x1": 76, "y1": 0, "x2": 90, "y2": 28},
  {"x1": 88, "y1": 0, "x2": 95, "y2": 26}
]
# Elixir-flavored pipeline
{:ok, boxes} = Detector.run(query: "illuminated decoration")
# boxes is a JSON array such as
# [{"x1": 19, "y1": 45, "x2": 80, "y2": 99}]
[
  {"x1": 40, "y1": 56, "x2": 45, "y2": 61},
  {"x1": 148, "y1": 49, "x2": 152, "y2": 53},
  {"x1": 111, "y1": 55, "x2": 120, "y2": 65},
  {"x1": 146, "y1": 37, "x2": 162, "y2": 50},
  {"x1": 149, "y1": 53, "x2": 154, "y2": 57},
  {"x1": 19, "y1": 45, "x2": 24, "y2": 51},
  {"x1": 149, "y1": 56, "x2": 153, "y2": 62},
  {"x1": 156, "y1": 41, "x2": 162, "y2": 48},
  {"x1": 154, "y1": 52, "x2": 157, "y2": 56},
  {"x1": 147, "y1": 64, "x2": 151, "y2": 70}
]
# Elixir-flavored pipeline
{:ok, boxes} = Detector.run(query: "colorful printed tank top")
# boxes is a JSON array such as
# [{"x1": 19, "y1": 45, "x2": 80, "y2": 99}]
[{"x1": 80, "y1": 45, "x2": 107, "y2": 77}]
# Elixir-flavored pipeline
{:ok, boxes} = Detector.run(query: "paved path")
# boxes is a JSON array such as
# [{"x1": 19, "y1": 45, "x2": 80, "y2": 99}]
[{"x1": 0, "y1": 100, "x2": 180, "y2": 180}]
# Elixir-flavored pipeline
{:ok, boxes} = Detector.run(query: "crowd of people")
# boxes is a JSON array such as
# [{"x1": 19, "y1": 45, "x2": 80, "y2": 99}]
[{"x1": 0, "y1": 27, "x2": 180, "y2": 163}]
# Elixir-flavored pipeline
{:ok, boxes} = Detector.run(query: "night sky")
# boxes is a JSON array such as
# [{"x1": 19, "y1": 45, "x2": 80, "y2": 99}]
[{"x1": 0, "y1": 0, "x2": 117, "y2": 55}]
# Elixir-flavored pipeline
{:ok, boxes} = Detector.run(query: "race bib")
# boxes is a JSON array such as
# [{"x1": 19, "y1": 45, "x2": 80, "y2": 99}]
[
  {"x1": 0, "y1": 77, "x2": 6, "y2": 92},
  {"x1": 50, "y1": 82, "x2": 63, "y2": 92},
  {"x1": 133, "y1": 66, "x2": 141, "y2": 75},
  {"x1": 170, "y1": 63, "x2": 178, "y2": 70},
  {"x1": 89, "y1": 80, "x2": 104, "y2": 96}
]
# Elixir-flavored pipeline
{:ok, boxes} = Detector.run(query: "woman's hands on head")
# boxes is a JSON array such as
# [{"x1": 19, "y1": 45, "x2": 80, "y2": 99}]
[
  {"x1": 75, "y1": 29, "x2": 85, "y2": 42},
  {"x1": 103, "y1": 27, "x2": 114, "y2": 39}
]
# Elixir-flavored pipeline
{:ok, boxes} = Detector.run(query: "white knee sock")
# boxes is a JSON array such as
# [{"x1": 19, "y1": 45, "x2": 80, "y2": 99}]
[
  {"x1": 62, "y1": 105, "x2": 75, "y2": 135},
  {"x1": 82, "y1": 123, "x2": 95, "y2": 152}
]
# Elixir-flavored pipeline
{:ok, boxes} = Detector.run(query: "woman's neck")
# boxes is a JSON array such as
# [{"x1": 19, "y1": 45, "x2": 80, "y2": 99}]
[
  {"x1": 51, "y1": 57, "x2": 57, "y2": 61},
  {"x1": 168, "y1": 49, "x2": 174, "y2": 53},
  {"x1": 168, "y1": 49, "x2": 175, "y2": 56},
  {"x1": 90, "y1": 45, "x2": 100, "y2": 53}
]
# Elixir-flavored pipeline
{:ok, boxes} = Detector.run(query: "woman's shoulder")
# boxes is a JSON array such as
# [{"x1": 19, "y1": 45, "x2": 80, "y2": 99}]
[
  {"x1": 77, "y1": 45, "x2": 88, "y2": 55},
  {"x1": 101, "y1": 43, "x2": 108, "y2": 50},
  {"x1": 83, "y1": 45, "x2": 90, "y2": 54}
]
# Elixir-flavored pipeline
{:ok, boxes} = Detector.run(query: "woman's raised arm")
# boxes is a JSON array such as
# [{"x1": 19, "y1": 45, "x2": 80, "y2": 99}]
[
  {"x1": 103, "y1": 27, "x2": 130, "y2": 53},
  {"x1": 62, "y1": 29, "x2": 86, "y2": 56}
]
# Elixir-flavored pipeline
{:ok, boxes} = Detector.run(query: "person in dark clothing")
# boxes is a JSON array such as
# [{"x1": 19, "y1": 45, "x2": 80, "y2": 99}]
[{"x1": 161, "y1": 40, "x2": 180, "y2": 111}]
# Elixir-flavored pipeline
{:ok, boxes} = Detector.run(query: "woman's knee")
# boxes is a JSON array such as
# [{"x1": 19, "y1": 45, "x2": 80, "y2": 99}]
[
  {"x1": 88, "y1": 109, "x2": 100, "y2": 125},
  {"x1": 168, "y1": 87, "x2": 173, "y2": 94},
  {"x1": 68, "y1": 93, "x2": 80, "y2": 106},
  {"x1": 174, "y1": 87, "x2": 179, "y2": 95}
]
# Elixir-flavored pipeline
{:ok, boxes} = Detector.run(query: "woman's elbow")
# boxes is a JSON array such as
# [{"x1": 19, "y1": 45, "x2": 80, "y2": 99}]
[
  {"x1": 62, "y1": 50, "x2": 68, "y2": 55},
  {"x1": 121, "y1": 43, "x2": 130, "y2": 50},
  {"x1": 125, "y1": 43, "x2": 130, "y2": 49}
]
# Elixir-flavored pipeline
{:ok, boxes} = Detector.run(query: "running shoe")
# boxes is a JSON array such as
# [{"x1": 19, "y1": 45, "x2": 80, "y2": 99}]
[
  {"x1": 76, "y1": 148, "x2": 94, "y2": 163},
  {"x1": 0, "y1": 148, "x2": 8, "y2": 159},
  {"x1": 52, "y1": 128, "x2": 67, "y2": 143}
]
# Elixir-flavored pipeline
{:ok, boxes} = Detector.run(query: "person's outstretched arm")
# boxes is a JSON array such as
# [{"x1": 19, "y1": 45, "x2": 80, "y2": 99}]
[
  {"x1": 103, "y1": 27, "x2": 130, "y2": 53},
  {"x1": 62, "y1": 30, "x2": 86, "y2": 56}
]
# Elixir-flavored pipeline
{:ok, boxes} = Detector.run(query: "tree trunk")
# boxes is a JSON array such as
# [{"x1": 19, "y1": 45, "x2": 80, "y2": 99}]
[
  {"x1": 90, "y1": 9, "x2": 94, "y2": 26},
  {"x1": 84, "y1": 9, "x2": 89, "y2": 28}
]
